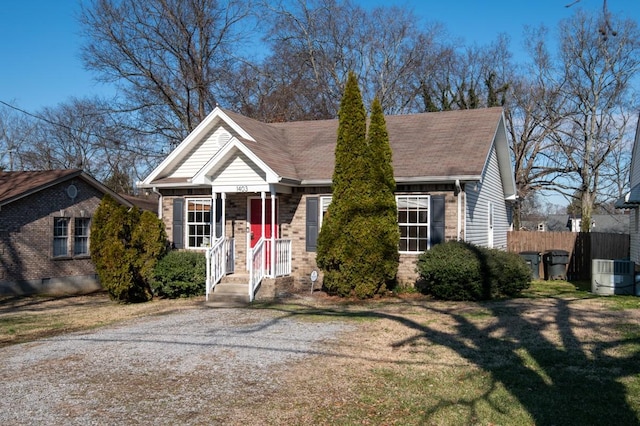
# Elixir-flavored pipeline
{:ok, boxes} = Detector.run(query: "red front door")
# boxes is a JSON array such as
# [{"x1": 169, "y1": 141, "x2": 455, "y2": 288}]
[{"x1": 249, "y1": 198, "x2": 278, "y2": 248}]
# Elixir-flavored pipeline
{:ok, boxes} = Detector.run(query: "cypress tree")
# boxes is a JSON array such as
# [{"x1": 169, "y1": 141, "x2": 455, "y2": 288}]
[{"x1": 317, "y1": 73, "x2": 399, "y2": 298}]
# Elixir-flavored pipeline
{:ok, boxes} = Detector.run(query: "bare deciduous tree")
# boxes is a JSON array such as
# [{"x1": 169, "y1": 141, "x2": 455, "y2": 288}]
[{"x1": 79, "y1": 0, "x2": 254, "y2": 146}]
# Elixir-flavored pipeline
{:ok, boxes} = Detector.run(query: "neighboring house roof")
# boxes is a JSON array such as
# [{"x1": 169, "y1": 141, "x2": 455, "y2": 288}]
[
  {"x1": 0, "y1": 169, "x2": 133, "y2": 208},
  {"x1": 141, "y1": 106, "x2": 516, "y2": 199},
  {"x1": 119, "y1": 193, "x2": 159, "y2": 213},
  {"x1": 546, "y1": 214, "x2": 629, "y2": 234}
]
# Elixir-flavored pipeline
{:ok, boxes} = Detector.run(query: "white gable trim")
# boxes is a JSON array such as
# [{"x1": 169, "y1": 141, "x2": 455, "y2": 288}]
[
  {"x1": 141, "y1": 107, "x2": 256, "y2": 185},
  {"x1": 482, "y1": 113, "x2": 517, "y2": 201},
  {"x1": 191, "y1": 137, "x2": 280, "y2": 185}
]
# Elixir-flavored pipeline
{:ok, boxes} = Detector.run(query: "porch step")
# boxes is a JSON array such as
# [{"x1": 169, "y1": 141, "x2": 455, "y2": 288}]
[
  {"x1": 206, "y1": 282, "x2": 250, "y2": 307},
  {"x1": 220, "y1": 273, "x2": 250, "y2": 284}
]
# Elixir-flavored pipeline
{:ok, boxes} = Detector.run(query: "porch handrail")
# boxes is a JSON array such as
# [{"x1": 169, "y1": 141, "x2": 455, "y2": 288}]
[
  {"x1": 273, "y1": 239, "x2": 292, "y2": 277},
  {"x1": 205, "y1": 237, "x2": 233, "y2": 301},
  {"x1": 249, "y1": 237, "x2": 266, "y2": 302}
]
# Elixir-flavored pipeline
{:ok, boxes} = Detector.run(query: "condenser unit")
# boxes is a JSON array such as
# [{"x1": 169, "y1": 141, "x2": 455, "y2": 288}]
[{"x1": 591, "y1": 259, "x2": 635, "y2": 296}]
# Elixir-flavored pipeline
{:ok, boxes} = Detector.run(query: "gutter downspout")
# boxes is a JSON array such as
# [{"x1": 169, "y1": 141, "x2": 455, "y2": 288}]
[{"x1": 455, "y1": 179, "x2": 462, "y2": 241}]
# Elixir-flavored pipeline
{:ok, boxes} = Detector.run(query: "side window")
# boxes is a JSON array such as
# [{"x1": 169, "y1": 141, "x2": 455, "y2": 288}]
[
  {"x1": 74, "y1": 218, "x2": 91, "y2": 256},
  {"x1": 53, "y1": 217, "x2": 69, "y2": 257}
]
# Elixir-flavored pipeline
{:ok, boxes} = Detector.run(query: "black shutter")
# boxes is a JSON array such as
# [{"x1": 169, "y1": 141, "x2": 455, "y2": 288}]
[
  {"x1": 430, "y1": 195, "x2": 445, "y2": 247},
  {"x1": 306, "y1": 197, "x2": 319, "y2": 252},
  {"x1": 172, "y1": 198, "x2": 184, "y2": 249}
]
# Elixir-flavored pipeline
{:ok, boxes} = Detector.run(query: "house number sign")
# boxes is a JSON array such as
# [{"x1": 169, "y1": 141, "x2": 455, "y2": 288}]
[{"x1": 236, "y1": 185, "x2": 248, "y2": 192}]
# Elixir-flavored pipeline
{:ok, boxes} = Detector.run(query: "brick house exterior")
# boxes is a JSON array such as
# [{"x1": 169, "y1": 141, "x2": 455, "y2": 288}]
[
  {"x1": 0, "y1": 169, "x2": 133, "y2": 295},
  {"x1": 139, "y1": 107, "x2": 516, "y2": 294}
]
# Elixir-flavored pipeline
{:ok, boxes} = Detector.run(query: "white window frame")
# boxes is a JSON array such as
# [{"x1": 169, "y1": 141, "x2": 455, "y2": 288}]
[
  {"x1": 53, "y1": 217, "x2": 69, "y2": 257},
  {"x1": 397, "y1": 195, "x2": 430, "y2": 254},
  {"x1": 186, "y1": 198, "x2": 212, "y2": 249},
  {"x1": 74, "y1": 217, "x2": 91, "y2": 256}
]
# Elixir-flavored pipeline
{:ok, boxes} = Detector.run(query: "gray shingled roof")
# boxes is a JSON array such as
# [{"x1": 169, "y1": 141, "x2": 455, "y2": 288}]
[
  {"x1": 229, "y1": 107, "x2": 504, "y2": 182},
  {"x1": 144, "y1": 107, "x2": 505, "y2": 186}
]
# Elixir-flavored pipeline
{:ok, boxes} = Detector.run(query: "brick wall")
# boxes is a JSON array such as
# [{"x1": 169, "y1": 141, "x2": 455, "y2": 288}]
[
  {"x1": 159, "y1": 187, "x2": 462, "y2": 289},
  {"x1": 0, "y1": 178, "x2": 105, "y2": 295}
]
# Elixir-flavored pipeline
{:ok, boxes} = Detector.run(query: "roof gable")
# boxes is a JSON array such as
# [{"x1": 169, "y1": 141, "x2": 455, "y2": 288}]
[{"x1": 0, "y1": 169, "x2": 133, "y2": 208}]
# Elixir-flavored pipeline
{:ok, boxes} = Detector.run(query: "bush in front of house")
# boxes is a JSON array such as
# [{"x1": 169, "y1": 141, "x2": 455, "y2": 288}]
[
  {"x1": 151, "y1": 250, "x2": 206, "y2": 298},
  {"x1": 416, "y1": 241, "x2": 531, "y2": 301},
  {"x1": 91, "y1": 195, "x2": 168, "y2": 303},
  {"x1": 485, "y1": 248, "x2": 532, "y2": 297}
]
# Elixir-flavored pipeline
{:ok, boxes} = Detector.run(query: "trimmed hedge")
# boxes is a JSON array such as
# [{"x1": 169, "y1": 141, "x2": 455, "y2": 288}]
[
  {"x1": 151, "y1": 250, "x2": 206, "y2": 298},
  {"x1": 416, "y1": 241, "x2": 531, "y2": 301}
]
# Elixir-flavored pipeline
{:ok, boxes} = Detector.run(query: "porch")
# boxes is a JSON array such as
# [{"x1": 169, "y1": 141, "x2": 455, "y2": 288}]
[{"x1": 205, "y1": 236, "x2": 292, "y2": 302}]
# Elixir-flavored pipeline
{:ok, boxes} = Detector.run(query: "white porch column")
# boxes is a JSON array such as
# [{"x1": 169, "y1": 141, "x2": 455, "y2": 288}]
[
  {"x1": 260, "y1": 191, "x2": 266, "y2": 244},
  {"x1": 270, "y1": 189, "x2": 276, "y2": 278},
  {"x1": 211, "y1": 190, "x2": 217, "y2": 245},
  {"x1": 221, "y1": 192, "x2": 226, "y2": 240}
]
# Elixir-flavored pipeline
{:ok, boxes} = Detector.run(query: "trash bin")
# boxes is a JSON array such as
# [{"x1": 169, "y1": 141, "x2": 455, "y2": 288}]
[
  {"x1": 543, "y1": 250, "x2": 569, "y2": 280},
  {"x1": 519, "y1": 251, "x2": 541, "y2": 279}
]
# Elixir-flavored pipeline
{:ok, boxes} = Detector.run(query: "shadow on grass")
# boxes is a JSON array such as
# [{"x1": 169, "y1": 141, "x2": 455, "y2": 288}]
[{"x1": 255, "y1": 295, "x2": 640, "y2": 425}]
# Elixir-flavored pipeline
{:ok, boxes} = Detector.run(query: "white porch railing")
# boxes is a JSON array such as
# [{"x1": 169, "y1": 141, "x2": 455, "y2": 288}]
[
  {"x1": 207, "y1": 236, "x2": 291, "y2": 302},
  {"x1": 205, "y1": 237, "x2": 234, "y2": 301},
  {"x1": 249, "y1": 238, "x2": 292, "y2": 302},
  {"x1": 273, "y1": 239, "x2": 292, "y2": 277},
  {"x1": 249, "y1": 238, "x2": 267, "y2": 302}
]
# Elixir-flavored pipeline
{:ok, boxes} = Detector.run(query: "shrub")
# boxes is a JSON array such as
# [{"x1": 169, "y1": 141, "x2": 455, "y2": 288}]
[
  {"x1": 416, "y1": 241, "x2": 531, "y2": 301},
  {"x1": 416, "y1": 241, "x2": 485, "y2": 301},
  {"x1": 486, "y1": 248, "x2": 532, "y2": 296},
  {"x1": 151, "y1": 250, "x2": 206, "y2": 298},
  {"x1": 91, "y1": 195, "x2": 168, "y2": 303}
]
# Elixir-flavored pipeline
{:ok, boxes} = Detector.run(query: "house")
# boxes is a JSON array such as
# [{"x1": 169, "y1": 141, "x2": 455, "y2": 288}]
[
  {"x1": 616, "y1": 115, "x2": 640, "y2": 266},
  {"x1": 0, "y1": 169, "x2": 133, "y2": 296},
  {"x1": 138, "y1": 107, "x2": 517, "y2": 300},
  {"x1": 545, "y1": 214, "x2": 630, "y2": 233}
]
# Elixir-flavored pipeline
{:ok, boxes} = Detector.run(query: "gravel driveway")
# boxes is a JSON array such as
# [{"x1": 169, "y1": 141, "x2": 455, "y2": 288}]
[{"x1": 0, "y1": 306, "x2": 351, "y2": 425}]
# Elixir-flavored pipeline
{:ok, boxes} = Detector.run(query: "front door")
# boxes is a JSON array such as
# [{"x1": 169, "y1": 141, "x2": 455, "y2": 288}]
[
  {"x1": 249, "y1": 198, "x2": 278, "y2": 247},
  {"x1": 249, "y1": 198, "x2": 278, "y2": 269}
]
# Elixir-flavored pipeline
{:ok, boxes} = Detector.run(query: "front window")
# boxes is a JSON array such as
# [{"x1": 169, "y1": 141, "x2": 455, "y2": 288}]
[
  {"x1": 53, "y1": 217, "x2": 69, "y2": 257},
  {"x1": 74, "y1": 218, "x2": 90, "y2": 256},
  {"x1": 187, "y1": 199, "x2": 211, "y2": 248},
  {"x1": 397, "y1": 195, "x2": 430, "y2": 253}
]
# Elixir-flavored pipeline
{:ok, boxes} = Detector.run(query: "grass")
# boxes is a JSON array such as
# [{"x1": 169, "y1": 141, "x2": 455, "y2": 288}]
[{"x1": 3, "y1": 285, "x2": 640, "y2": 425}]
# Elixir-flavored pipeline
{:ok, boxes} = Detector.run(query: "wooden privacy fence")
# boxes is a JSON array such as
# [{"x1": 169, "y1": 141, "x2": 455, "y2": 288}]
[{"x1": 507, "y1": 231, "x2": 630, "y2": 281}]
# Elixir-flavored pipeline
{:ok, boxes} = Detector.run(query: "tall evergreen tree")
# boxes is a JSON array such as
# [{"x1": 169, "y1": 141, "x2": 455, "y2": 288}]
[{"x1": 317, "y1": 73, "x2": 399, "y2": 298}]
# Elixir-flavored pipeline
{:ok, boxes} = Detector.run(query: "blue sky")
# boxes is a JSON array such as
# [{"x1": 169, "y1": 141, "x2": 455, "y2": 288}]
[{"x1": 0, "y1": 0, "x2": 639, "y2": 113}]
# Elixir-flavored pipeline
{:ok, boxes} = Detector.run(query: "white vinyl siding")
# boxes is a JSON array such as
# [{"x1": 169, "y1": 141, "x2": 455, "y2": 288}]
[
  {"x1": 465, "y1": 145, "x2": 510, "y2": 249},
  {"x1": 210, "y1": 152, "x2": 267, "y2": 185},
  {"x1": 631, "y1": 209, "x2": 640, "y2": 265},
  {"x1": 172, "y1": 127, "x2": 231, "y2": 177}
]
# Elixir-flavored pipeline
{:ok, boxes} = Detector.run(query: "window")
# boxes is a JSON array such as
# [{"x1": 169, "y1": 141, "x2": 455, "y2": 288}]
[
  {"x1": 53, "y1": 217, "x2": 69, "y2": 257},
  {"x1": 187, "y1": 199, "x2": 212, "y2": 248},
  {"x1": 397, "y1": 196, "x2": 430, "y2": 253},
  {"x1": 74, "y1": 218, "x2": 90, "y2": 256}
]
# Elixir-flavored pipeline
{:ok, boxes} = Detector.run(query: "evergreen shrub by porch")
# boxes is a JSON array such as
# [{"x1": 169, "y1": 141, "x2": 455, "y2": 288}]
[
  {"x1": 416, "y1": 241, "x2": 531, "y2": 301},
  {"x1": 317, "y1": 73, "x2": 399, "y2": 299},
  {"x1": 91, "y1": 195, "x2": 168, "y2": 303},
  {"x1": 151, "y1": 250, "x2": 206, "y2": 298}
]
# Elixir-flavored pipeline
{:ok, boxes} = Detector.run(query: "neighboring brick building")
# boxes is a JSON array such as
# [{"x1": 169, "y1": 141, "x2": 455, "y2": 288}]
[
  {"x1": 0, "y1": 169, "x2": 133, "y2": 296},
  {"x1": 139, "y1": 107, "x2": 517, "y2": 298}
]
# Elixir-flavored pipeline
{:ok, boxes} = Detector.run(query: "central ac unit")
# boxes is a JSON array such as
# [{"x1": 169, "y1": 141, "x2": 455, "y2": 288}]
[{"x1": 591, "y1": 259, "x2": 635, "y2": 296}]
